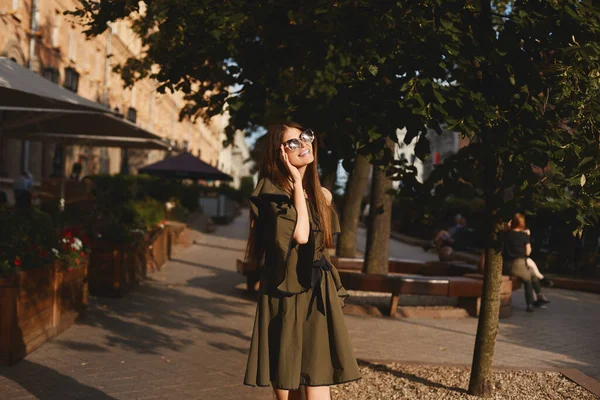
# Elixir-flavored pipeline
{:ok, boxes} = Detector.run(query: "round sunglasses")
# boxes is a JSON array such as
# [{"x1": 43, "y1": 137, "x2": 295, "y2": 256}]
[{"x1": 283, "y1": 129, "x2": 315, "y2": 152}]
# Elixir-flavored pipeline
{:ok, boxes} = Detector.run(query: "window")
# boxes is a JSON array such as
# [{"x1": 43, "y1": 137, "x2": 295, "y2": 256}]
[
  {"x1": 42, "y1": 68, "x2": 59, "y2": 84},
  {"x1": 126, "y1": 107, "x2": 137, "y2": 123},
  {"x1": 63, "y1": 67, "x2": 79, "y2": 93},
  {"x1": 51, "y1": 12, "x2": 60, "y2": 47},
  {"x1": 182, "y1": 140, "x2": 189, "y2": 152},
  {"x1": 11, "y1": 0, "x2": 19, "y2": 11},
  {"x1": 68, "y1": 28, "x2": 77, "y2": 62}
]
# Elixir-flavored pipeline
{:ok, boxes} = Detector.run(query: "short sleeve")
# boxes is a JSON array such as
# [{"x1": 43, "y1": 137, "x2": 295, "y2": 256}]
[{"x1": 523, "y1": 232, "x2": 530, "y2": 245}]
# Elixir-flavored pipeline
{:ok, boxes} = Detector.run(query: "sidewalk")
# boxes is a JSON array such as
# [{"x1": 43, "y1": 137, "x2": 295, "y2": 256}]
[{"x1": 0, "y1": 213, "x2": 598, "y2": 399}]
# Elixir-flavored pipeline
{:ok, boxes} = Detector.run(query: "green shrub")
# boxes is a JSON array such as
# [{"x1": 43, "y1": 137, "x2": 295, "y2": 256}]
[
  {"x1": 131, "y1": 198, "x2": 166, "y2": 230},
  {"x1": 169, "y1": 201, "x2": 191, "y2": 222},
  {"x1": 0, "y1": 208, "x2": 57, "y2": 273},
  {"x1": 93, "y1": 174, "x2": 201, "y2": 213}
]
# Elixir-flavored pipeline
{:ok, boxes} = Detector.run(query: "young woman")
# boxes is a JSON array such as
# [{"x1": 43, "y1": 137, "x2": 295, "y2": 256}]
[
  {"x1": 243, "y1": 122, "x2": 361, "y2": 400},
  {"x1": 503, "y1": 213, "x2": 550, "y2": 312}
]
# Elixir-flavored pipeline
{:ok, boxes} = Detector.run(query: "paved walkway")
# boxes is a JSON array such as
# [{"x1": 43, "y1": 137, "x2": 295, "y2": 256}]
[{"x1": 0, "y1": 213, "x2": 598, "y2": 399}]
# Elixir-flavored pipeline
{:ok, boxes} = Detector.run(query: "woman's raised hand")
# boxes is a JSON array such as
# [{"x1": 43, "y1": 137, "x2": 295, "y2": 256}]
[{"x1": 281, "y1": 145, "x2": 302, "y2": 185}]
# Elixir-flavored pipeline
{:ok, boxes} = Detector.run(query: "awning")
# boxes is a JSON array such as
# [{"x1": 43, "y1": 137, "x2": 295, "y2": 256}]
[
  {"x1": 1, "y1": 111, "x2": 170, "y2": 150},
  {"x1": 0, "y1": 57, "x2": 110, "y2": 112},
  {"x1": 0, "y1": 57, "x2": 169, "y2": 150},
  {"x1": 139, "y1": 152, "x2": 233, "y2": 181}
]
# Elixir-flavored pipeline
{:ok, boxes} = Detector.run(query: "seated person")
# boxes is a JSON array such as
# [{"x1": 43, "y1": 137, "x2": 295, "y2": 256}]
[{"x1": 433, "y1": 215, "x2": 471, "y2": 261}]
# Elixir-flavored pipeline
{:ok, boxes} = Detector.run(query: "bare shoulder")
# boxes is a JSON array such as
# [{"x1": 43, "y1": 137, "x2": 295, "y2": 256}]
[{"x1": 321, "y1": 187, "x2": 332, "y2": 205}]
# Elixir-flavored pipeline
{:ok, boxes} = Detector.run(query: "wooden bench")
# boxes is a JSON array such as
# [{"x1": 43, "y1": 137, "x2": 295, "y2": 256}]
[
  {"x1": 337, "y1": 270, "x2": 504, "y2": 318},
  {"x1": 236, "y1": 257, "x2": 515, "y2": 318},
  {"x1": 331, "y1": 257, "x2": 478, "y2": 276}
]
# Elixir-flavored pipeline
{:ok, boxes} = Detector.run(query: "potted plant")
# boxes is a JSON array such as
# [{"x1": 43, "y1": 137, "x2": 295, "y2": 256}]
[
  {"x1": 0, "y1": 209, "x2": 88, "y2": 365},
  {"x1": 53, "y1": 227, "x2": 90, "y2": 334}
]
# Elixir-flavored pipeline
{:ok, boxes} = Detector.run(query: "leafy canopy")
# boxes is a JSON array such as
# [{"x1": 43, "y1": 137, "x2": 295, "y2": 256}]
[{"x1": 72, "y1": 0, "x2": 600, "y2": 226}]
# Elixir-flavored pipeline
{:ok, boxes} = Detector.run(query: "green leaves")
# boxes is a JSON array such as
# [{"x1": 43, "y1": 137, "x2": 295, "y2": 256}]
[{"x1": 69, "y1": 0, "x2": 600, "y2": 231}]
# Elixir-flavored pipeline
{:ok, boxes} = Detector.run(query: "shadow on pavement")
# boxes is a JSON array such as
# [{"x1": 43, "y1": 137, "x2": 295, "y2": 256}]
[
  {"x1": 52, "y1": 272, "x2": 253, "y2": 356},
  {"x1": 358, "y1": 360, "x2": 468, "y2": 395},
  {"x1": 0, "y1": 359, "x2": 117, "y2": 399},
  {"x1": 380, "y1": 288, "x2": 600, "y2": 379}
]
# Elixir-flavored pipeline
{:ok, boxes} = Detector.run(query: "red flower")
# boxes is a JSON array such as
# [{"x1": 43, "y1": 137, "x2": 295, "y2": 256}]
[
  {"x1": 80, "y1": 252, "x2": 85, "y2": 257},
  {"x1": 33, "y1": 244, "x2": 40, "y2": 250},
  {"x1": 82, "y1": 235, "x2": 90, "y2": 245},
  {"x1": 13, "y1": 258, "x2": 21, "y2": 267},
  {"x1": 40, "y1": 250, "x2": 48, "y2": 257},
  {"x1": 62, "y1": 230, "x2": 73, "y2": 238},
  {"x1": 68, "y1": 268, "x2": 73, "y2": 272}
]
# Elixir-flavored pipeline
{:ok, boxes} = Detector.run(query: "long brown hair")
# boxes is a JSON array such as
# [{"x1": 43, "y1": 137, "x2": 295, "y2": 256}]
[
  {"x1": 245, "y1": 122, "x2": 334, "y2": 268},
  {"x1": 510, "y1": 213, "x2": 526, "y2": 230}
]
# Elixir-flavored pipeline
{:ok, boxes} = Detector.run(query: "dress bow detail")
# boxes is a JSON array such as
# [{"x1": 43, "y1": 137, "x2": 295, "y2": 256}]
[{"x1": 308, "y1": 255, "x2": 332, "y2": 317}]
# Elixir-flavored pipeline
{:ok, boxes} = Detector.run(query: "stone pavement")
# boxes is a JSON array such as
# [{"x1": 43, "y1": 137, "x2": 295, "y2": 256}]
[{"x1": 0, "y1": 213, "x2": 598, "y2": 399}]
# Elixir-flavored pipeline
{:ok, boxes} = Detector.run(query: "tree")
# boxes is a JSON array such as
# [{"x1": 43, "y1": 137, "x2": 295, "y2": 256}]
[
  {"x1": 337, "y1": 154, "x2": 370, "y2": 257},
  {"x1": 391, "y1": 1, "x2": 600, "y2": 396},
  {"x1": 71, "y1": 3, "x2": 600, "y2": 396},
  {"x1": 71, "y1": 0, "x2": 417, "y2": 272},
  {"x1": 364, "y1": 138, "x2": 395, "y2": 274}
]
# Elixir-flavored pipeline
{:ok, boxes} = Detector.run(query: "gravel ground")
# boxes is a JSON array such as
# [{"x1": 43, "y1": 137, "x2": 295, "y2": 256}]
[{"x1": 332, "y1": 361, "x2": 598, "y2": 400}]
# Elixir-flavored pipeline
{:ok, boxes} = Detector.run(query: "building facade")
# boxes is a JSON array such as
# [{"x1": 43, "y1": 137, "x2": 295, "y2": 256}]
[
  {"x1": 0, "y1": 0, "x2": 236, "y2": 196},
  {"x1": 218, "y1": 128, "x2": 252, "y2": 189}
]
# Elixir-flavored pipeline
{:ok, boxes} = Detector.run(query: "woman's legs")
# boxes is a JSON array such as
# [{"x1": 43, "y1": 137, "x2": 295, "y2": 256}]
[
  {"x1": 276, "y1": 386, "x2": 330, "y2": 400},
  {"x1": 526, "y1": 258, "x2": 544, "y2": 280},
  {"x1": 305, "y1": 386, "x2": 331, "y2": 400},
  {"x1": 527, "y1": 257, "x2": 554, "y2": 288},
  {"x1": 509, "y1": 258, "x2": 537, "y2": 311},
  {"x1": 274, "y1": 388, "x2": 303, "y2": 400},
  {"x1": 522, "y1": 280, "x2": 535, "y2": 311},
  {"x1": 531, "y1": 276, "x2": 550, "y2": 305}
]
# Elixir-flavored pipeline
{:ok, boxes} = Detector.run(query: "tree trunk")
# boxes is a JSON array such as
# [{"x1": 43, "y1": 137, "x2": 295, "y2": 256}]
[
  {"x1": 363, "y1": 139, "x2": 394, "y2": 274},
  {"x1": 469, "y1": 135, "x2": 503, "y2": 397},
  {"x1": 468, "y1": 224, "x2": 503, "y2": 397},
  {"x1": 321, "y1": 160, "x2": 338, "y2": 192},
  {"x1": 337, "y1": 154, "x2": 371, "y2": 257}
]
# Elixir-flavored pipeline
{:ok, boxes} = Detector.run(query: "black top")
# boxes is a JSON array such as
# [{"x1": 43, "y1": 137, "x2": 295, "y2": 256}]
[{"x1": 503, "y1": 230, "x2": 530, "y2": 260}]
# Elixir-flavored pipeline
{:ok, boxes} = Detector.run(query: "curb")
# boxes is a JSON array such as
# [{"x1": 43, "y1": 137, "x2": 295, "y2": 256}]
[
  {"x1": 548, "y1": 277, "x2": 600, "y2": 294},
  {"x1": 356, "y1": 359, "x2": 600, "y2": 397}
]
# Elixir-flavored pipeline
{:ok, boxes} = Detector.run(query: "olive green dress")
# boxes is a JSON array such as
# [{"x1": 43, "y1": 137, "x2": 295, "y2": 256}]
[{"x1": 244, "y1": 197, "x2": 361, "y2": 390}]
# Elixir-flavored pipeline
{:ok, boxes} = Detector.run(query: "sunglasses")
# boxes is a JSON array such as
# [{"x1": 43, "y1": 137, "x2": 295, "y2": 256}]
[{"x1": 283, "y1": 129, "x2": 315, "y2": 152}]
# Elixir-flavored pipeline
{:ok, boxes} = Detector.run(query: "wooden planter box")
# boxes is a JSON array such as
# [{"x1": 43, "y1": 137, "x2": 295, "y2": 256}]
[
  {"x1": 88, "y1": 229, "x2": 171, "y2": 297},
  {"x1": 147, "y1": 228, "x2": 170, "y2": 274},
  {"x1": 0, "y1": 261, "x2": 88, "y2": 365},
  {"x1": 55, "y1": 264, "x2": 88, "y2": 335},
  {"x1": 88, "y1": 241, "x2": 139, "y2": 297}
]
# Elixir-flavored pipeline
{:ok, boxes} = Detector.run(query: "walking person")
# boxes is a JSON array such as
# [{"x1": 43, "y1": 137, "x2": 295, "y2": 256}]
[
  {"x1": 244, "y1": 122, "x2": 361, "y2": 400},
  {"x1": 503, "y1": 213, "x2": 550, "y2": 312}
]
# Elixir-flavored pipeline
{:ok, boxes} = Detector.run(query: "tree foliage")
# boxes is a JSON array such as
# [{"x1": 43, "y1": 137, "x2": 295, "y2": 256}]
[{"x1": 71, "y1": 2, "x2": 600, "y2": 395}]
